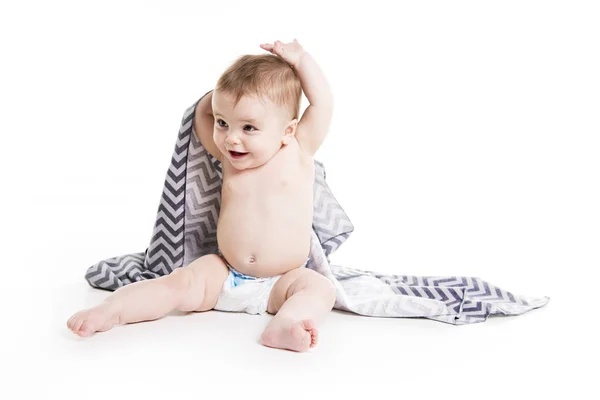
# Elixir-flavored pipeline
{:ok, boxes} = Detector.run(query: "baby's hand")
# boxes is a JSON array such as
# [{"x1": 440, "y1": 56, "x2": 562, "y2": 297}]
[{"x1": 260, "y1": 39, "x2": 306, "y2": 69}]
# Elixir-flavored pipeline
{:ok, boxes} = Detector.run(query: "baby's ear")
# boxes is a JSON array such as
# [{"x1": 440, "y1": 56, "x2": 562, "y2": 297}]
[
  {"x1": 285, "y1": 118, "x2": 299, "y2": 136},
  {"x1": 282, "y1": 119, "x2": 297, "y2": 145}
]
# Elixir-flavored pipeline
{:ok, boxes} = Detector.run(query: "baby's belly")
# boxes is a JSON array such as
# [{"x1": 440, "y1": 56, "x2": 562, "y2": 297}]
[{"x1": 217, "y1": 199, "x2": 313, "y2": 277}]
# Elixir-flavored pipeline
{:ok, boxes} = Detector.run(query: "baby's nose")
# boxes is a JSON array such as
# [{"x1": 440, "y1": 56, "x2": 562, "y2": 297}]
[{"x1": 226, "y1": 135, "x2": 241, "y2": 145}]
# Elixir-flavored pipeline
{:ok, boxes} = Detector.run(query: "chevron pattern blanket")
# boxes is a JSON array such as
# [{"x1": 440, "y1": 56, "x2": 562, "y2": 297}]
[{"x1": 84, "y1": 91, "x2": 550, "y2": 325}]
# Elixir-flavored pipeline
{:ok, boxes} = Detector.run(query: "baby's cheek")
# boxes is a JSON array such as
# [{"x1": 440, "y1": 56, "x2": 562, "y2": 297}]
[{"x1": 213, "y1": 132, "x2": 223, "y2": 146}]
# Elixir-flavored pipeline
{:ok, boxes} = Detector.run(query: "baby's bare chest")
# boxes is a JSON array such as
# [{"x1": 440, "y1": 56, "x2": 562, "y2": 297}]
[{"x1": 223, "y1": 149, "x2": 314, "y2": 201}]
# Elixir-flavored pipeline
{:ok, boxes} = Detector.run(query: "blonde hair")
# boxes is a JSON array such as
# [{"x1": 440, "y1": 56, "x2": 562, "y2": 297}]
[{"x1": 215, "y1": 54, "x2": 303, "y2": 121}]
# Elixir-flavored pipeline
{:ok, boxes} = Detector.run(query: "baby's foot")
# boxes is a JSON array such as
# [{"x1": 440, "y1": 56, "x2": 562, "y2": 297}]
[
  {"x1": 66, "y1": 302, "x2": 121, "y2": 337},
  {"x1": 260, "y1": 318, "x2": 319, "y2": 352}
]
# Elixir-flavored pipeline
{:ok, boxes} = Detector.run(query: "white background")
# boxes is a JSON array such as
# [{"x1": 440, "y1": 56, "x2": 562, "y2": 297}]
[{"x1": 1, "y1": 0, "x2": 598, "y2": 398}]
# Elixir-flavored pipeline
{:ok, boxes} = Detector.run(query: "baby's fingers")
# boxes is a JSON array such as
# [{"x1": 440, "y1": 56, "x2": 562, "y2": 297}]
[{"x1": 260, "y1": 43, "x2": 274, "y2": 52}]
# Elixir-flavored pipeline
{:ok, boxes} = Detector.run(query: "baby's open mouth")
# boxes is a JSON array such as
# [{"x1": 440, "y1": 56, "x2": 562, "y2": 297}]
[{"x1": 229, "y1": 151, "x2": 249, "y2": 159}]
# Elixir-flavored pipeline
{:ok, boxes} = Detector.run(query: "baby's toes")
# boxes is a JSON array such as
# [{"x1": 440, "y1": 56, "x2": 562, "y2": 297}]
[
  {"x1": 77, "y1": 320, "x2": 94, "y2": 337},
  {"x1": 71, "y1": 315, "x2": 85, "y2": 333},
  {"x1": 301, "y1": 319, "x2": 316, "y2": 331},
  {"x1": 66, "y1": 316, "x2": 74, "y2": 330},
  {"x1": 310, "y1": 328, "x2": 319, "y2": 347},
  {"x1": 301, "y1": 320, "x2": 319, "y2": 347}
]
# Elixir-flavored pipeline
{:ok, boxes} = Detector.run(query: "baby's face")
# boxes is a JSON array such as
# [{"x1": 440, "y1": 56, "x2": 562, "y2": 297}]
[{"x1": 212, "y1": 90, "x2": 297, "y2": 170}]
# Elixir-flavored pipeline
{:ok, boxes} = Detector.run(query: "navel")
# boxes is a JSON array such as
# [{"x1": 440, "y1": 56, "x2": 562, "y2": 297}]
[{"x1": 248, "y1": 255, "x2": 256, "y2": 264}]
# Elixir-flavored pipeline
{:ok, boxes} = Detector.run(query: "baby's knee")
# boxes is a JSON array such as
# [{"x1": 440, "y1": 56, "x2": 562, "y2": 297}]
[
  {"x1": 313, "y1": 274, "x2": 336, "y2": 306},
  {"x1": 324, "y1": 279, "x2": 337, "y2": 303},
  {"x1": 166, "y1": 268, "x2": 196, "y2": 307},
  {"x1": 167, "y1": 267, "x2": 193, "y2": 290}
]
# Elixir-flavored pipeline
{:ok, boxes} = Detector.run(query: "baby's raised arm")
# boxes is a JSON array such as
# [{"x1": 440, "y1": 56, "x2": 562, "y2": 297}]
[{"x1": 261, "y1": 40, "x2": 334, "y2": 156}]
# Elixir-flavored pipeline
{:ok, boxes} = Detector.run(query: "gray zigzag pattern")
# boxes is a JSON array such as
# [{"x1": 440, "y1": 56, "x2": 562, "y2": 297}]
[
  {"x1": 312, "y1": 162, "x2": 354, "y2": 256},
  {"x1": 346, "y1": 269, "x2": 530, "y2": 323},
  {"x1": 144, "y1": 109, "x2": 194, "y2": 275},
  {"x1": 183, "y1": 123, "x2": 222, "y2": 266}
]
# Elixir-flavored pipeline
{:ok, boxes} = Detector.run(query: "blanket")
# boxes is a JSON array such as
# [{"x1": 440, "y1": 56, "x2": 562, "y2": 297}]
[{"x1": 84, "y1": 90, "x2": 550, "y2": 325}]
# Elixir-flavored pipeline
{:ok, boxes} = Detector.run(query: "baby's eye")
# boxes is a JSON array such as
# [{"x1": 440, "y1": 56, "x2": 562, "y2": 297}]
[
  {"x1": 244, "y1": 125, "x2": 256, "y2": 132},
  {"x1": 216, "y1": 119, "x2": 227, "y2": 128}
]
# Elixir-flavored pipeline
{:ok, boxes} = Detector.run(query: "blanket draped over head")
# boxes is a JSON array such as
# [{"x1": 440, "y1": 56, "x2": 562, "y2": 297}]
[{"x1": 84, "y1": 90, "x2": 550, "y2": 325}]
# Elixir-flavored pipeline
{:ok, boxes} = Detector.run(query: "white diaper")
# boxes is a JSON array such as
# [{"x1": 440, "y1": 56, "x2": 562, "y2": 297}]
[{"x1": 213, "y1": 253, "x2": 310, "y2": 315}]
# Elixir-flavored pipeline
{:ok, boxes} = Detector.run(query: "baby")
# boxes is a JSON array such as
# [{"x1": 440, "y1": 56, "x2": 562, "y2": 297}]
[{"x1": 67, "y1": 39, "x2": 336, "y2": 352}]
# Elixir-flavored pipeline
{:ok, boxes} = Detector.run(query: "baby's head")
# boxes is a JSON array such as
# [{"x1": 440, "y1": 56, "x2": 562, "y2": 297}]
[{"x1": 211, "y1": 54, "x2": 302, "y2": 169}]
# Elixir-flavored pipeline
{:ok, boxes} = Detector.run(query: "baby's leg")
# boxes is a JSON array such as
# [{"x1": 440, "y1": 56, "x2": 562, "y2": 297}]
[
  {"x1": 67, "y1": 254, "x2": 228, "y2": 337},
  {"x1": 261, "y1": 268, "x2": 336, "y2": 352}
]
